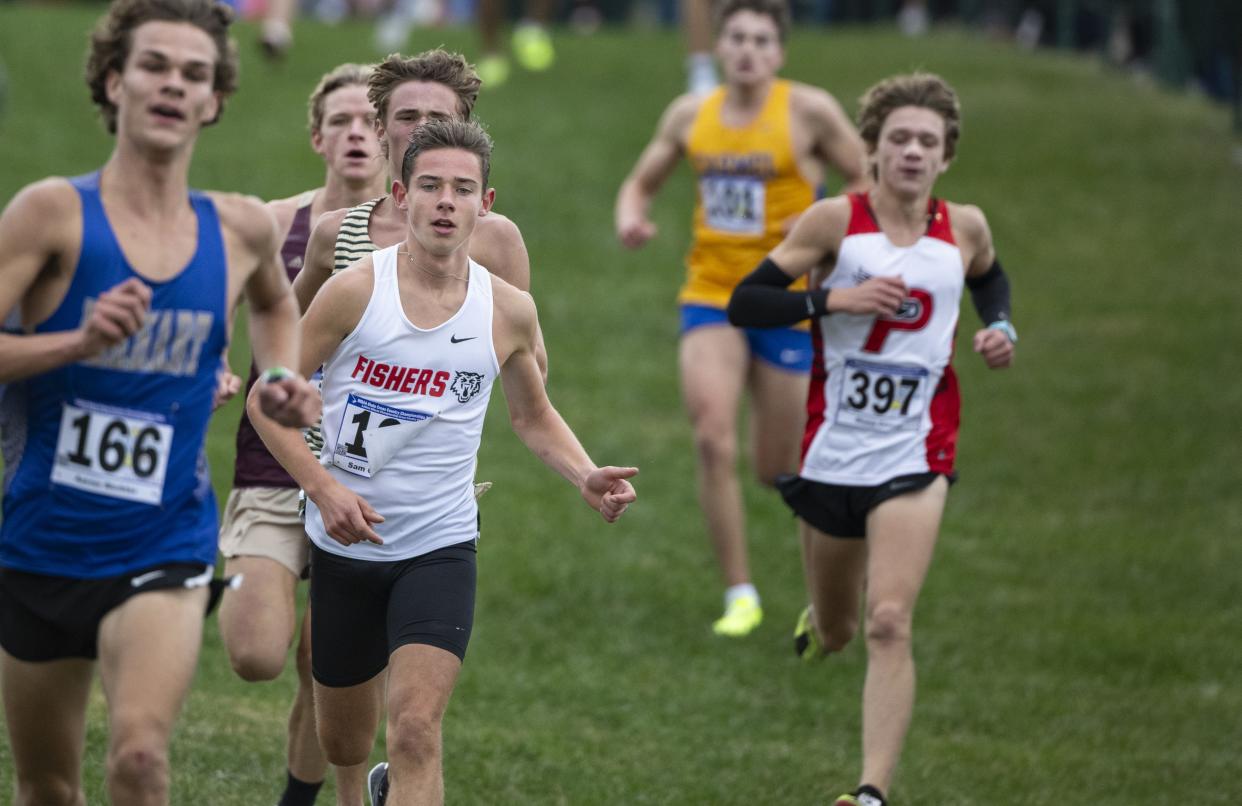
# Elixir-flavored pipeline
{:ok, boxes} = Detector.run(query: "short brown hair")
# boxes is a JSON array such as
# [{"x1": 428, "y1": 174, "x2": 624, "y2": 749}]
[
  {"x1": 308, "y1": 63, "x2": 373, "y2": 133},
  {"x1": 368, "y1": 50, "x2": 481, "y2": 126},
  {"x1": 714, "y1": 0, "x2": 791, "y2": 43},
  {"x1": 85, "y1": 0, "x2": 239, "y2": 134},
  {"x1": 857, "y1": 72, "x2": 962, "y2": 162},
  {"x1": 400, "y1": 119, "x2": 493, "y2": 188}
]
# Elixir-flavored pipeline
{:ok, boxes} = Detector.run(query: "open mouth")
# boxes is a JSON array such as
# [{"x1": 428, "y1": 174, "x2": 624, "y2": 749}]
[
  {"x1": 431, "y1": 218, "x2": 455, "y2": 232},
  {"x1": 345, "y1": 148, "x2": 369, "y2": 159},
  {"x1": 150, "y1": 104, "x2": 186, "y2": 121}
]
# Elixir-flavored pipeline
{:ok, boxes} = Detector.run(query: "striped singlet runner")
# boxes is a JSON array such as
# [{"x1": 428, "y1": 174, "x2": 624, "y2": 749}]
[{"x1": 305, "y1": 197, "x2": 381, "y2": 459}]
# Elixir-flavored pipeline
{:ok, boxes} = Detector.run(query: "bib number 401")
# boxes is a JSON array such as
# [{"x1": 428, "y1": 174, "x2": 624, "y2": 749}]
[{"x1": 700, "y1": 176, "x2": 765, "y2": 235}]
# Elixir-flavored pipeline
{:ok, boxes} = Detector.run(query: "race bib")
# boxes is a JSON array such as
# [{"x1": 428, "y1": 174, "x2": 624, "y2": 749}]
[
  {"x1": 331, "y1": 394, "x2": 433, "y2": 478},
  {"x1": 700, "y1": 176, "x2": 765, "y2": 234},
  {"x1": 51, "y1": 399, "x2": 173, "y2": 505},
  {"x1": 833, "y1": 358, "x2": 931, "y2": 432}
]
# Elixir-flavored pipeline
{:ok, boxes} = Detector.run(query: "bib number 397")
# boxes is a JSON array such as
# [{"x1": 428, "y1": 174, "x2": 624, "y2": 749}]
[
  {"x1": 52, "y1": 400, "x2": 173, "y2": 505},
  {"x1": 834, "y1": 359, "x2": 930, "y2": 432}
]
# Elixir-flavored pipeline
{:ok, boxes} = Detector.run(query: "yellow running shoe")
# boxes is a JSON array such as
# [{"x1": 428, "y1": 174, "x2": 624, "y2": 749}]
[
  {"x1": 793, "y1": 605, "x2": 826, "y2": 661},
  {"x1": 512, "y1": 23, "x2": 555, "y2": 72},
  {"x1": 477, "y1": 54, "x2": 510, "y2": 89},
  {"x1": 712, "y1": 594, "x2": 762, "y2": 637},
  {"x1": 834, "y1": 788, "x2": 886, "y2": 806}
]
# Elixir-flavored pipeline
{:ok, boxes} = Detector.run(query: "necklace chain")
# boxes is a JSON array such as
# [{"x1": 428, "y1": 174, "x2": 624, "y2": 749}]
[{"x1": 397, "y1": 249, "x2": 468, "y2": 282}]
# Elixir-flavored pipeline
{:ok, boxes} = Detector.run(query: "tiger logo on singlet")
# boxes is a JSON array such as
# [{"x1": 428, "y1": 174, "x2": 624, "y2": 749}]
[{"x1": 449, "y1": 372, "x2": 484, "y2": 404}]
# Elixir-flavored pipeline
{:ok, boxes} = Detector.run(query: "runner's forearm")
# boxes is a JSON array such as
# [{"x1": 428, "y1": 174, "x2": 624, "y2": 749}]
[
  {"x1": 248, "y1": 293, "x2": 301, "y2": 376},
  {"x1": 0, "y1": 331, "x2": 92, "y2": 383},
  {"x1": 246, "y1": 383, "x2": 333, "y2": 494},
  {"x1": 510, "y1": 403, "x2": 596, "y2": 490}
]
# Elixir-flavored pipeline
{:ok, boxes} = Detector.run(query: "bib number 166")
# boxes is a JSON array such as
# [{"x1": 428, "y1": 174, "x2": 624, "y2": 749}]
[{"x1": 52, "y1": 400, "x2": 172, "y2": 505}]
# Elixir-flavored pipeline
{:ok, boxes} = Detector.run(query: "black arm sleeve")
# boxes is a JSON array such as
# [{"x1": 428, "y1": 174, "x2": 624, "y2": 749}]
[
  {"x1": 966, "y1": 258, "x2": 1012, "y2": 324},
  {"x1": 726, "y1": 258, "x2": 829, "y2": 328}
]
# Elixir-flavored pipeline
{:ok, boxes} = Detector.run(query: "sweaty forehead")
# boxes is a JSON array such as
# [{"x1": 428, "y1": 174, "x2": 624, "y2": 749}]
[
  {"x1": 389, "y1": 80, "x2": 460, "y2": 118},
  {"x1": 128, "y1": 20, "x2": 218, "y2": 67}
]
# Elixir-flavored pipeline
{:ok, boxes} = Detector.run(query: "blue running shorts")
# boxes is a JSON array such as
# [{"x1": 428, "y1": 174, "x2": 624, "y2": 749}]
[{"x1": 679, "y1": 304, "x2": 812, "y2": 372}]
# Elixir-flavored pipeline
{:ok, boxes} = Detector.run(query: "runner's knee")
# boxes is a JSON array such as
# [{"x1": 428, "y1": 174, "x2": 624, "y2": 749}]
[
  {"x1": 865, "y1": 601, "x2": 913, "y2": 647},
  {"x1": 227, "y1": 642, "x2": 286, "y2": 682},
  {"x1": 107, "y1": 733, "x2": 169, "y2": 797},
  {"x1": 692, "y1": 425, "x2": 736, "y2": 468},
  {"x1": 317, "y1": 723, "x2": 373, "y2": 767},
  {"x1": 315, "y1": 710, "x2": 372, "y2": 765},
  {"x1": 386, "y1": 709, "x2": 442, "y2": 764}
]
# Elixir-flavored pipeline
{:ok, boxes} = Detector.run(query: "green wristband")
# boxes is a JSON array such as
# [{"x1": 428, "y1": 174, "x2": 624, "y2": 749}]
[{"x1": 260, "y1": 366, "x2": 294, "y2": 384}]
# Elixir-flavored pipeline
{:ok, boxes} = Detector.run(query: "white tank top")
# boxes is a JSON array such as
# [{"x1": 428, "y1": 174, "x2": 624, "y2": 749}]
[
  {"x1": 801, "y1": 194, "x2": 964, "y2": 486},
  {"x1": 306, "y1": 244, "x2": 500, "y2": 561}
]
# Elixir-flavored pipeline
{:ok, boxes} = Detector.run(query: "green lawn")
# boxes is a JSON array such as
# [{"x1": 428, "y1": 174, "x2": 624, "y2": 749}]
[{"x1": 1, "y1": 6, "x2": 1241, "y2": 803}]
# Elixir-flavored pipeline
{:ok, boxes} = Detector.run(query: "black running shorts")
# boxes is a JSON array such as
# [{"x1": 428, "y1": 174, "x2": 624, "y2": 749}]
[
  {"x1": 776, "y1": 472, "x2": 954, "y2": 539},
  {"x1": 309, "y1": 540, "x2": 477, "y2": 687},
  {"x1": 0, "y1": 563, "x2": 216, "y2": 661}
]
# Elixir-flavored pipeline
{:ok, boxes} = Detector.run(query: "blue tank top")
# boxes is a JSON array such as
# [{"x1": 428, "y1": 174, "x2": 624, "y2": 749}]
[{"x1": 0, "y1": 172, "x2": 228, "y2": 578}]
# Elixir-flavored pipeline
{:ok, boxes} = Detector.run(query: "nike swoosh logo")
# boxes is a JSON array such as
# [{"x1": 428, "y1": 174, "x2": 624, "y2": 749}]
[
  {"x1": 450, "y1": 335, "x2": 476, "y2": 344},
  {"x1": 130, "y1": 569, "x2": 167, "y2": 587}
]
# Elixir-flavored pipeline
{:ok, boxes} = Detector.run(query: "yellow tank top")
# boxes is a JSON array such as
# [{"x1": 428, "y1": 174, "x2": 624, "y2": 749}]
[{"x1": 682, "y1": 79, "x2": 815, "y2": 308}]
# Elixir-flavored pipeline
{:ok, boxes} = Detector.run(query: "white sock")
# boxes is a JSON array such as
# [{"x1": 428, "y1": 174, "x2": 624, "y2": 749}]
[{"x1": 725, "y1": 583, "x2": 759, "y2": 607}]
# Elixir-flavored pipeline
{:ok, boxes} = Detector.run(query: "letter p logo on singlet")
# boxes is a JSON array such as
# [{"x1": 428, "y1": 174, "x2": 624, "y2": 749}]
[{"x1": 862, "y1": 289, "x2": 933, "y2": 353}]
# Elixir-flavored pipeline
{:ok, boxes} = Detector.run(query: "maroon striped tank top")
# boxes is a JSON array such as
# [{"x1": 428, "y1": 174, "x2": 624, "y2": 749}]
[{"x1": 232, "y1": 196, "x2": 314, "y2": 488}]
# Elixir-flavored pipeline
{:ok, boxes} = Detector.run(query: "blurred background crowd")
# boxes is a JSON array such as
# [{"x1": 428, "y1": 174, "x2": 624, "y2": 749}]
[
  {"x1": 0, "y1": 1, "x2": 1238, "y2": 133},
  {"x1": 213, "y1": 0, "x2": 1237, "y2": 126}
]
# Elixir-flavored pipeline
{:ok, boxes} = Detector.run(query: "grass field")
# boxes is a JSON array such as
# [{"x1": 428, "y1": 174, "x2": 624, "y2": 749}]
[{"x1": 2, "y1": 6, "x2": 1242, "y2": 803}]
